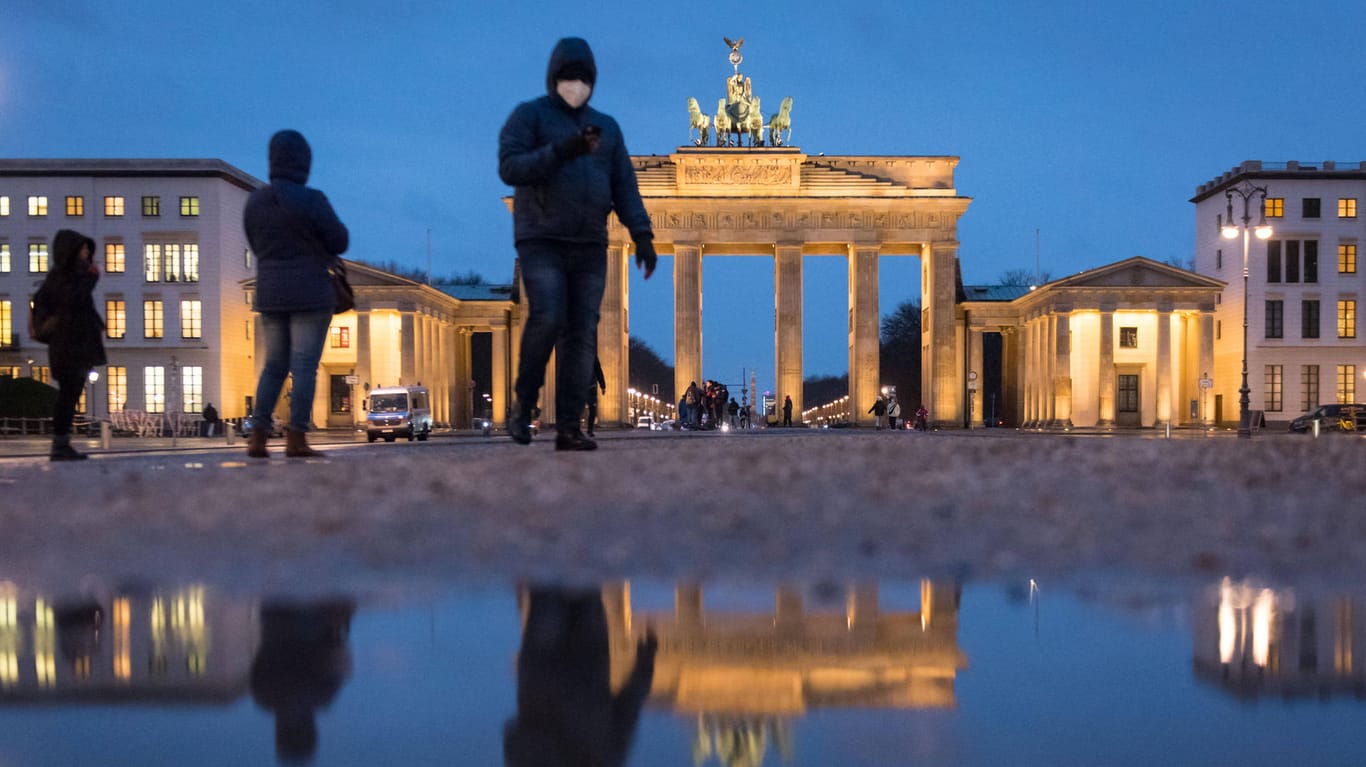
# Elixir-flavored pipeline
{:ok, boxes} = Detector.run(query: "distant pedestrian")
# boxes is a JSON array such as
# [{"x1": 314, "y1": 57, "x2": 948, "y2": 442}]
[
  {"x1": 34, "y1": 229, "x2": 106, "y2": 461},
  {"x1": 202, "y1": 402, "x2": 221, "y2": 437},
  {"x1": 500, "y1": 37, "x2": 656, "y2": 452},
  {"x1": 244, "y1": 129, "x2": 349, "y2": 459},
  {"x1": 727, "y1": 397, "x2": 739, "y2": 429},
  {"x1": 915, "y1": 404, "x2": 929, "y2": 432},
  {"x1": 782, "y1": 395, "x2": 793, "y2": 427},
  {"x1": 887, "y1": 397, "x2": 901, "y2": 430},
  {"x1": 868, "y1": 396, "x2": 887, "y2": 430}
]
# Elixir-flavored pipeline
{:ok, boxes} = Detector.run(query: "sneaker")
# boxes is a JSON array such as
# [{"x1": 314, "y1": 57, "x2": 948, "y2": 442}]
[
  {"x1": 554, "y1": 429, "x2": 598, "y2": 451},
  {"x1": 50, "y1": 444, "x2": 89, "y2": 461},
  {"x1": 508, "y1": 400, "x2": 533, "y2": 445}
]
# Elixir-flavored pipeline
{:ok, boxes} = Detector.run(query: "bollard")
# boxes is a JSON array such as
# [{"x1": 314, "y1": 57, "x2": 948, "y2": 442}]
[
  {"x1": 1313, "y1": 419, "x2": 1320, "y2": 439},
  {"x1": 225, "y1": 420, "x2": 235, "y2": 446},
  {"x1": 1165, "y1": 422, "x2": 1171, "y2": 439},
  {"x1": 101, "y1": 421, "x2": 111, "y2": 450}
]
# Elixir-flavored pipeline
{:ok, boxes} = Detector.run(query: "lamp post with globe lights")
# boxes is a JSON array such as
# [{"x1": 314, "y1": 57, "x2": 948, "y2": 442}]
[{"x1": 1220, "y1": 182, "x2": 1273, "y2": 439}]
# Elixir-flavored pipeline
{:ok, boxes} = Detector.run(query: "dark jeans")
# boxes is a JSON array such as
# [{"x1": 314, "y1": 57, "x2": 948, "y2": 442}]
[
  {"x1": 514, "y1": 241, "x2": 606, "y2": 432},
  {"x1": 51, "y1": 366, "x2": 89, "y2": 437},
  {"x1": 253, "y1": 310, "x2": 332, "y2": 432}
]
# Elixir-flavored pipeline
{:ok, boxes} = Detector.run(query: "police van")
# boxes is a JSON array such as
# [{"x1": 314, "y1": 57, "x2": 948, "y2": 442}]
[{"x1": 365, "y1": 386, "x2": 433, "y2": 443}]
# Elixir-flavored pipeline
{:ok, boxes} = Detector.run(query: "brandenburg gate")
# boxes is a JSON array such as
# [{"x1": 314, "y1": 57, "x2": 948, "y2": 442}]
[{"x1": 599, "y1": 147, "x2": 971, "y2": 427}]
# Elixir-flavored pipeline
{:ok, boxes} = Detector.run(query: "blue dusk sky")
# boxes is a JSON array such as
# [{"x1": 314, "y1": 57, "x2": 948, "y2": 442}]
[{"x1": 6, "y1": 0, "x2": 1365, "y2": 390}]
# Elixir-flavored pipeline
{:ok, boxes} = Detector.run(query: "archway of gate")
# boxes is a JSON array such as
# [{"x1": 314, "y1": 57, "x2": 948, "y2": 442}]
[{"x1": 595, "y1": 148, "x2": 971, "y2": 428}]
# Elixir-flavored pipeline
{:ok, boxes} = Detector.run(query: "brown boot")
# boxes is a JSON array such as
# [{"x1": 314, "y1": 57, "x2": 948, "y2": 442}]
[
  {"x1": 284, "y1": 428, "x2": 324, "y2": 458},
  {"x1": 247, "y1": 425, "x2": 269, "y2": 459}
]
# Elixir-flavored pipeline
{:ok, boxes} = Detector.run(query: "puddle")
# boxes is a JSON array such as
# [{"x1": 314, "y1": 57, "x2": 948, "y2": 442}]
[{"x1": 0, "y1": 577, "x2": 1363, "y2": 765}]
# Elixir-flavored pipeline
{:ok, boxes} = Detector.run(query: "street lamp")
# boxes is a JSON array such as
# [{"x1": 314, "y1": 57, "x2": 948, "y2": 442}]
[{"x1": 1221, "y1": 182, "x2": 1272, "y2": 439}]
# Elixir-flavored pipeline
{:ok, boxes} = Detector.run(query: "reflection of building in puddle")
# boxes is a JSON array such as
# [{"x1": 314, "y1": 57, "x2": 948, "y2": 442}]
[
  {"x1": 0, "y1": 582, "x2": 256, "y2": 703},
  {"x1": 588, "y1": 579, "x2": 965, "y2": 765},
  {"x1": 1194, "y1": 577, "x2": 1366, "y2": 699}
]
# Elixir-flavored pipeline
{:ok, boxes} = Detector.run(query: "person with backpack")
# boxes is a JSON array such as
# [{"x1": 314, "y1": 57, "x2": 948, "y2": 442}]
[
  {"x1": 868, "y1": 396, "x2": 888, "y2": 430},
  {"x1": 32, "y1": 229, "x2": 106, "y2": 461}
]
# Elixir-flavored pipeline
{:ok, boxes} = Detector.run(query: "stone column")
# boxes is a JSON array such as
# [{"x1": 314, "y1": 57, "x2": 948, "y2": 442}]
[
  {"x1": 452, "y1": 328, "x2": 471, "y2": 430},
  {"x1": 1098, "y1": 308, "x2": 1116, "y2": 427},
  {"x1": 491, "y1": 325, "x2": 508, "y2": 428},
  {"x1": 675, "y1": 582, "x2": 703, "y2": 635},
  {"x1": 435, "y1": 321, "x2": 448, "y2": 426},
  {"x1": 774, "y1": 244, "x2": 803, "y2": 421},
  {"x1": 355, "y1": 310, "x2": 371, "y2": 426},
  {"x1": 922, "y1": 242, "x2": 960, "y2": 428},
  {"x1": 674, "y1": 243, "x2": 703, "y2": 406},
  {"x1": 598, "y1": 242, "x2": 630, "y2": 427},
  {"x1": 968, "y1": 325, "x2": 984, "y2": 428},
  {"x1": 848, "y1": 245, "x2": 880, "y2": 428},
  {"x1": 1199, "y1": 308, "x2": 1215, "y2": 426},
  {"x1": 1001, "y1": 326, "x2": 1021, "y2": 428},
  {"x1": 1053, "y1": 310, "x2": 1072, "y2": 428},
  {"x1": 1156, "y1": 304, "x2": 1173, "y2": 427},
  {"x1": 400, "y1": 311, "x2": 417, "y2": 386}
]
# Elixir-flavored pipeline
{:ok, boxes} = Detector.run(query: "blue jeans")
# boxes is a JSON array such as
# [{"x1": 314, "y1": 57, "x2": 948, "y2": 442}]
[
  {"x1": 253, "y1": 310, "x2": 332, "y2": 432},
  {"x1": 514, "y1": 241, "x2": 606, "y2": 432}
]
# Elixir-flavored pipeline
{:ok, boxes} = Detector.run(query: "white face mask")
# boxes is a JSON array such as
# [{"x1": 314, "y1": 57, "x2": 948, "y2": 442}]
[{"x1": 556, "y1": 79, "x2": 592, "y2": 109}]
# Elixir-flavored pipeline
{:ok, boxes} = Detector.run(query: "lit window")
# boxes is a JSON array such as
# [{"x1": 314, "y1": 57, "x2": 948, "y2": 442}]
[
  {"x1": 1265, "y1": 198, "x2": 1284, "y2": 218},
  {"x1": 165, "y1": 244, "x2": 182, "y2": 282},
  {"x1": 0, "y1": 301, "x2": 11, "y2": 347},
  {"x1": 0, "y1": 243, "x2": 9, "y2": 273},
  {"x1": 1, "y1": 365, "x2": 19, "y2": 378},
  {"x1": 183, "y1": 244, "x2": 199, "y2": 282},
  {"x1": 0, "y1": 196, "x2": 8, "y2": 216},
  {"x1": 28, "y1": 242, "x2": 48, "y2": 273},
  {"x1": 104, "y1": 242, "x2": 125, "y2": 273},
  {"x1": 1338, "y1": 365, "x2": 1357, "y2": 404},
  {"x1": 1119, "y1": 326, "x2": 1138, "y2": 349},
  {"x1": 144, "y1": 243, "x2": 161, "y2": 282},
  {"x1": 1302, "y1": 365, "x2": 1319, "y2": 413},
  {"x1": 1263, "y1": 365, "x2": 1282, "y2": 412},
  {"x1": 106, "y1": 366, "x2": 127, "y2": 413},
  {"x1": 330, "y1": 326, "x2": 350, "y2": 348},
  {"x1": 105, "y1": 300, "x2": 126, "y2": 339},
  {"x1": 144, "y1": 366, "x2": 165, "y2": 413},
  {"x1": 1341, "y1": 244, "x2": 1358, "y2": 274},
  {"x1": 143, "y1": 299, "x2": 164, "y2": 339},
  {"x1": 142, "y1": 196, "x2": 160, "y2": 217},
  {"x1": 65, "y1": 196, "x2": 84, "y2": 216},
  {"x1": 104, "y1": 196, "x2": 124, "y2": 217},
  {"x1": 1340, "y1": 198, "x2": 1357, "y2": 219},
  {"x1": 179, "y1": 196, "x2": 200, "y2": 216},
  {"x1": 32, "y1": 366, "x2": 49, "y2": 384},
  {"x1": 1339, "y1": 299, "x2": 1357, "y2": 339},
  {"x1": 28, "y1": 196, "x2": 48, "y2": 216},
  {"x1": 181, "y1": 366, "x2": 203, "y2": 414},
  {"x1": 180, "y1": 299, "x2": 202, "y2": 339}
]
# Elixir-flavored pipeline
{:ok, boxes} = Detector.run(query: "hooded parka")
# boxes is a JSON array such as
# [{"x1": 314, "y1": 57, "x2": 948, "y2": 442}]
[{"x1": 41, "y1": 229, "x2": 106, "y2": 373}]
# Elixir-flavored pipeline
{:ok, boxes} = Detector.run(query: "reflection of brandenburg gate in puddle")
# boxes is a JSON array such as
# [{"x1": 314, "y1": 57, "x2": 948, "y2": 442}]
[{"x1": 600, "y1": 580, "x2": 966, "y2": 761}]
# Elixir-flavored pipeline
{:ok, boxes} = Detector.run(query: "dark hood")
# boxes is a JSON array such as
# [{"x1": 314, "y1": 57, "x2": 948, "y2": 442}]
[
  {"x1": 544, "y1": 37, "x2": 596, "y2": 100},
  {"x1": 268, "y1": 129, "x2": 311, "y2": 185},
  {"x1": 51, "y1": 229, "x2": 95, "y2": 278}
]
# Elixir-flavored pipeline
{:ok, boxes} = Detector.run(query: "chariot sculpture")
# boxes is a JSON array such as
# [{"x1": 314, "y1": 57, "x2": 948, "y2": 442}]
[{"x1": 684, "y1": 37, "x2": 793, "y2": 148}]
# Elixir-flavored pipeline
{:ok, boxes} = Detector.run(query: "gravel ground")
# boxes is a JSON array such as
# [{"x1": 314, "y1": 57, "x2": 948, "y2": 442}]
[{"x1": 1, "y1": 429, "x2": 1364, "y2": 598}]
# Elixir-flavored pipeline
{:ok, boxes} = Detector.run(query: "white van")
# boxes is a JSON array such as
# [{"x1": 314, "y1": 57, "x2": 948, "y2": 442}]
[{"x1": 365, "y1": 386, "x2": 433, "y2": 443}]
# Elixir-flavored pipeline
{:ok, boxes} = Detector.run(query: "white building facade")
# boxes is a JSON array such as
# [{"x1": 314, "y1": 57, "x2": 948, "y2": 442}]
[{"x1": 1192, "y1": 161, "x2": 1366, "y2": 426}]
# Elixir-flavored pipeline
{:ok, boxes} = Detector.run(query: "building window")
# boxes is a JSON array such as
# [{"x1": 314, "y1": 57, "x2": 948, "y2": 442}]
[
  {"x1": 0, "y1": 243, "x2": 9, "y2": 273},
  {"x1": 1119, "y1": 326, "x2": 1138, "y2": 349},
  {"x1": 1267, "y1": 240, "x2": 1282, "y2": 283},
  {"x1": 1302, "y1": 365, "x2": 1320, "y2": 413},
  {"x1": 1, "y1": 366, "x2": 19, "y2": 378},
  {"x1": 1117, "y1": 374, "x2": 1139, "y2": 412},
  {"x1": 0, "y1": 196, "x2": 9, "y2": 216},
  {"x1": 103, "y1": 196, "x2": 124, "y2": 217},
  {"x1": 1339, "y1": 300, "x2": 1357, "y2": 339},
  {"x1": 1286, "y1": 241, "x2": 1300, "y2": 283},
  {"x1": 107, "y1": 366, "x2": 127, "y2": 413},
  {"x1": 65, "y1": 196, "x2": 84, "y2": 216},
  {"x1": 1266, "y1": 198, "x2": 1284, "y2": 218},
  {"x1": 143, "y1": 300, "x2": 164, "y2": 339},
  {"x1": 179, "y1": 196, "x2": 200, "y2": 217},
  {"x1": 1338, "y1": 365, "x2": 1358, "y2": 404},
  {"x1": 1303, "y1": 198, "x2": 1321, "y2": 219},
  {"x1": 183, "y1": 244, "x2": 199, "y2": 282},
  {"x1": 32, "y1": 366, "x2": 49, "y2": 384},
  {"x1": 105, "y1": 300, "x2": 126, "y2": 339},
  {"x1": 144, "y1": 367, "x2": 165, "y2": 413},
  {"x1": 104, "y1": 241, "x2": 125, "y2": 273},
  {"x1": 28, "y1": 242, "x2": 48, "y2": 273},
  {"x1": 1264, "y1": 365, "x2": 1283, "y2": 412},
  {"x1": 180, "y1": 299, "x2": 202, "y2": 339},
  {"x1": 1217, "y1": 320, "x2": 1222, "y2": 340},
  {"x1": 1302, "y1": 299, "x2": 1320, "y2": 339},
  {"x1": 181, "y1": 366, "x2": 203, "y2": 414},
  {"x1": 144, "y1": 244, "x2": 161, "y2": 282},
  {"x1": 142, "y1": 196, "x2": 160, "y2": 217},
  {"x1": 329, "y1": 326, "x2": 350, "y2": 348},
  {"x1": 244, "y1": 249, "x2": 253, "y2": 270},
  {"x1": 1340, "y1": 198, "x2": 1358, "y2": 218},
  {"x1": 165, "y1": 244, "x2": 182, "y2": 282},
  {"x1": 1265, "y1": 300, "x2": 1283, "y2": 339},
  {"x1": 1341, "y1": 244, "x2": 1358, "y2": 274},
  {"x1": 1304, "y1": 240, "x2": 1318, "y2": 283},
  {"x1": 0, "y1": 300, "x2": 11, "y2": 348},
  {"x1": 28, "y1": 196, "x2": 48, "y2": 216}
]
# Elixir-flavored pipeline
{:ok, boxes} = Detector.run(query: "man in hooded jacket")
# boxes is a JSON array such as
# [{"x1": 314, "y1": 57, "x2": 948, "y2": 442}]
[{"x1": 499, "y1": 37, "x2": 656, "y2": 451}]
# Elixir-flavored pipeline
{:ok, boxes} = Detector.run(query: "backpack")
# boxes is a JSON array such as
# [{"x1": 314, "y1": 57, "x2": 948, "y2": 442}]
[{"x1": 28, "y1": 282, "x2": 58, "y2": 345}]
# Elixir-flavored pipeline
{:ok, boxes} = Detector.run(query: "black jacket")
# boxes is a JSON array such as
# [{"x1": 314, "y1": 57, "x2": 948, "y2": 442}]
[
  {"x1": 41, "y1": 229, "x2": 106, "y2": 373},
  {"x1": 244, "y1": 130, "x2": 349, "y2": 313},
  {"x1": 498, "y1": 38, "x2": 653, "y2": 247}
]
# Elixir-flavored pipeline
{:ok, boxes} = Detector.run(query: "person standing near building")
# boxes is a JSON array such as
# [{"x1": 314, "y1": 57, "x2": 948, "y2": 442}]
[
  {"x1": 243, "y1": 129, "x2": 349, "y2": 459},
  {"x1": 782, "y1": 395, "x2": 793, "y2": 427},
  {"x1": 868, "y1": 396, "x2": 887, "y2": 430},
  {"x1": 887, "y1": 396, "x2": 901, "y2": 430},
  {"x1": 36, "y1": 230, "x2": 105, "y2": 461},
  {"x1": 499, "y1": 37, "x2": 656, "y2": 452}
]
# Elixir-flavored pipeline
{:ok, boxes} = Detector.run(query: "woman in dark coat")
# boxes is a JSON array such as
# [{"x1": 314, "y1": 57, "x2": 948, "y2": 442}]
[
  {"x1": 40, "y1": 229, "x2": 106, "y2": 461},
  {"x1": 243, "y1": 129, "x2": 349, "y2": 458}
]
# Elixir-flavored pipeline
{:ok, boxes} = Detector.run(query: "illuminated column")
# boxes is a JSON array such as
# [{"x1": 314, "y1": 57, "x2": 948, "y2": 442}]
[
  {"x1": 1156, "y1": 305, "x2": 1173, "y2": 427},
  {"x1": 1199, "y1": 308, "x2": 1215, "y2": 426},
  {"x1": 968, "y1": 325, "x2": 984, "y2": 428},
  {"x1": 674, "y1": 243, "x2": 702, "y2": 405},
  {"x1": 1053, "y1": 310, "x2": 1072, "y2": 428},
  {"x1": 1098, "y1": 308, "x2": 1116, "y2": 427},
  {"x1": 1030, "y1": 315, "x2": 1044, "y2": 427},
  {"x1": 676, "y1": 582, "x2": 703, "y2": 635},
  {"x1": 491, "y1": 325, "x2": 508, "y2": 428},
  {"x1": 848, "y1": 582, "x2": 880, "y2": 634},
  {"x1": 542, "y1": 347, "x2": 557, "y2": 425},
  {"x1": 922, "y1": 241, "x2": 961, "y2": 427},
  {"x1": 355, "y1": 310, "x2": 372, "y2": 424},
  {"x1": 1023, "y1": 317, "x2": 1036, "y2": 427},
  {"x1": 774, "y1": 244, "x2": 803, "y2": 420},
  {"x1": 453, "y1": 328, "x2": 472, "y2": 429},
  {"x1": 849, "y1": 244, "x2": 880, "y2": 427},
  {"x1": 400, "y1": 311, "x2": 416, "y2": 386},
  {"x1": 599, "y1": 242, "x2": 630, "y2": 427}
]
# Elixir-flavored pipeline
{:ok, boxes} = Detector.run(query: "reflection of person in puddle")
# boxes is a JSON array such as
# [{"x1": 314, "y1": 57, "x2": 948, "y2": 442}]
[
  {"x1": 505, "y1": 586, "x2": 657, "y2": 767},
  {"x1": 250, "y1": 599, "x2": 355, "y2": 765}
]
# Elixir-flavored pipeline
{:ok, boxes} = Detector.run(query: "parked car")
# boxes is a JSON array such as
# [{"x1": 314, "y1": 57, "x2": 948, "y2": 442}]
[
  {"x1": 1288, "y1": 403, "x2": 1366, "y2": 433},
  {"x1": 365, "y1": 386, "x2": 434, "y2": 442},
  {"x1": 636, "y1": 415, "x2": 655, "y2": 429}
]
